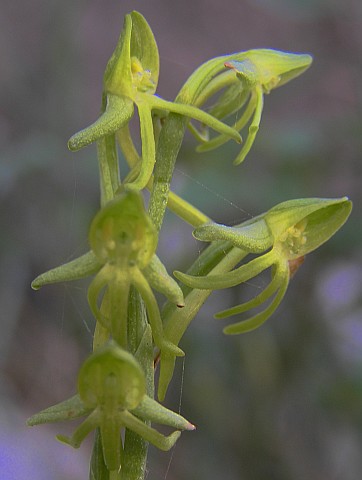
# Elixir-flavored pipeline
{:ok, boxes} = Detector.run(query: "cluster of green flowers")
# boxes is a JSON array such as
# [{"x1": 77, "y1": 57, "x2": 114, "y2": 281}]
[{"x1": 27, "y1": 10, "x2": 351, "y2": 479}]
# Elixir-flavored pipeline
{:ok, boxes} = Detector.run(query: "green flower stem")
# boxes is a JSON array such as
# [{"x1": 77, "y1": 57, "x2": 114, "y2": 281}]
[
  {"x1": 117, "y1": 126, "x2": 209, "y2": 227},
  {"x1": 158, "y1": 245, "x2": 248, "y2": 401},
  {"x1": 149, "y1": 54, "x2": 242, "y2": 232},
  {"x1": 122, "y1": 293, "x2": 153, "y2": 480},
  {"x1": 95, "y1": 94, "x2": 122, "y2": 206},
  {"x1": 97, "y1": 134, "x2": 120, "y2": 206}
]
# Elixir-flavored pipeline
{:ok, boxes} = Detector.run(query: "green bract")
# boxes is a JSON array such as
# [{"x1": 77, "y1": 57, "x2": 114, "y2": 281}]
[
  {"x1": 190, "y1": 49, "x2": 312, "y2": 165},
  {"x1": 174, "y1": 197, "x2": 352, "y2": 334},
  {"x1": 87, "y1": 191, "x2": 184, "y2": 357},
  {"x1": 54, "y1": 342, "x2": 195, "y2": 472},
  {"x1": 68, "y1": 11, "x2": 241, "y2": 191}
]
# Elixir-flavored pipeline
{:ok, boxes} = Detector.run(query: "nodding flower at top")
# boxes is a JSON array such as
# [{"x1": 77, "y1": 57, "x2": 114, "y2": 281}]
[
  {"x1": 174, "y1": 197, "x2": 352, "y2": 334},
  {"x1": 67, "y1": 11, "x2": 241, "y2": 191},
  {"x1": 189, "y1": 48, "x2": 312, "y2": 165}
]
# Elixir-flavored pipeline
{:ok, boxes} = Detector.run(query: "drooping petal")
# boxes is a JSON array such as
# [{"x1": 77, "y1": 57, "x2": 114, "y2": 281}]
[
  {"x1": 131, "y1": 267, "x2": 184, "y2": 357},
  {"x1": 120, "y1": 410, "x2": 181, "y2": 451},
  {"x1": 108, "y1": 271, "x2": 131, "y2": 348},
  {"x1": 126, "y1": 102, "x2": 156, "y2": 191},
  {"x1": 87, "y1": 265, "x2": 113, "y2": 329},
  {"x1": 174, "y1": 249, "x2": 276, "y2": 290},
  {"x1": 143, "y1": 255, "x2": 185, "y2": 307},
  {"x1": 196, "y1": 90, "x2": 256, "y2": 152},
  {"x1": 56, "y1": 409, "x2": 100, "y2": 449},
  {"x1": 215, "y1": 262, "x2": 283, "y2": 319},
  {"x1": 223, "y1": 262, "x2": 289, "y2": 334},
  {"x1": 99, "y1": 410, "x2": 123, "y2": 471},
  {"x1": 233, "y1": 84, "x2": 264, "y2": 165},
  {"x1": 149, "y1": 95, "x2": 242, "y2": 143}
]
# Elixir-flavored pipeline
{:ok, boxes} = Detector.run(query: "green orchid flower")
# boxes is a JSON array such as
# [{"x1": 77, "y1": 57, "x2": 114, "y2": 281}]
[
  {"x1": 174, "y1": 197, "x2": 352, "y2": 334},
  {"x1": 68, "y1": 11, "x2": 241, "y2": 191},
  {"x1": 190, "y1": 49, "x2": 312, "y2": 165},
  {"x1": 49, "y1": 342, "x2": 195, "y2": 472},
  {"x1": 87, "y1": 190, "x2": 184, "y2": 359}
]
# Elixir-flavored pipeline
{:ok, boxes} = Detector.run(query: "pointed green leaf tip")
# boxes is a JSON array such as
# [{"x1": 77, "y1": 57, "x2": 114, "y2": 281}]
[{"x1": 27, "y1": 394, "x2": 89, "y2": 426}]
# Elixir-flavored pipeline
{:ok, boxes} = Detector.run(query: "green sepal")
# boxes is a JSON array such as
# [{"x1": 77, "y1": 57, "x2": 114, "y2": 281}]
[
  {"x1": 193, "y1": 217, "x2": 272, "y2": 253},
  {"x1": 26, "y1": 394, "x2": 90, "y2": 426},
  {"x1": 31, "y1": 251, "x2": 101, "y2": 290},
  {"x1": 104, "y1": 13, "x2": 133, "y2": 97},
  {"x1": 143, "y1": 255, "x2": 184, "y2": 307},
  {"x1": 133, "y1": 395, "x2": 195, "y2": 431},
  {"x1": 264, "y1": 197, "x2": 352, "y2": 256},
  {"x1": 79, "y1": 341, "x2": 146, "y2": 410},
  {"x1": 31, "y1": 248, "x2": 184, "y2": 308},
  {"x1": 105, "y1": 11, "x2": 159, "y2": 97},
  {"x1": 68, "y1": 94, "x2": 134, "y2": 151},
  {"x1": 227, "y1": 49, "x2": 312, "y2": 92},
  {"x1": 89, "y1": 191, "x2": 157, "y2": 269}
]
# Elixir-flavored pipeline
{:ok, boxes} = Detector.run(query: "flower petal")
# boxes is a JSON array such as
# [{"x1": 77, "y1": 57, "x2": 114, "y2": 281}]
[
  {"x1": 215, "y1": 263, "x2": 283, "y2": 318},
  {"x1": 174, "y1": 249, "x2": 275, "y2": 290},
  {"x1": 223, "y1": 262, "x2": 289, "y2": 334},
  {"x1": 68, "y1": 94, "x2": 134, "y2": 151}
]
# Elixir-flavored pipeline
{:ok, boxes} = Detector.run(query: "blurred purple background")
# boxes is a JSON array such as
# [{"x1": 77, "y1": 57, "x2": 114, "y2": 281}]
[{"x1": 1, "y1": 0, "x2": 361, "y2": 479}]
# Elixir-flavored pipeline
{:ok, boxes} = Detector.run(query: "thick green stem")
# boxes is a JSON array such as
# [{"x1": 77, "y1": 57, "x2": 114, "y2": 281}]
[
  {"x1": 148, "y1": 54, "x2": 240, "y2": 231},
  {"x1": 121, "y1": 289, "x2": 153, "y2": 480},
  {"x1": 118, "y1": 127, "x2": 209, "y2": 227},
  {"x1": 97, "y1": 94, "x2": 121, "y2": 206}
]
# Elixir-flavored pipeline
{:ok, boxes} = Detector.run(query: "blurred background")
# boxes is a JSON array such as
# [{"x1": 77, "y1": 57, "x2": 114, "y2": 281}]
[{"x1": 1, "y1": 0, "x2": 361, "y2": 478}]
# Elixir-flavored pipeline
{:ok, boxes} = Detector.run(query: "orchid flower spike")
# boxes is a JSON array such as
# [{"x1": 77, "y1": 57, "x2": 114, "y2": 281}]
[
  {"x1": 174, "y1": 197, "x2": 352, "y2": 334},
  {"x1": 53, "y1": 342, "x2": 195, "y2": 472},
  {"x1": 87, "y1": 190, "x2": 184, "y2": 358},
  {"x1": 67, "y1": 11, "x2": 241, "y2": 191},
  {"x1": 191, "y1": 49, "x2": 312, "y2": 165}
]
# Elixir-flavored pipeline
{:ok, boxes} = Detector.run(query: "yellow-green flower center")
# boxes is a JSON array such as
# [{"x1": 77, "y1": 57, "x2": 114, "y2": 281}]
[
  {"x1": 131, "y1": 57, "x2": 154, "y2": 93},
  {"x1": 279, "y1": 219, "x2": 307, "y2": 256}
]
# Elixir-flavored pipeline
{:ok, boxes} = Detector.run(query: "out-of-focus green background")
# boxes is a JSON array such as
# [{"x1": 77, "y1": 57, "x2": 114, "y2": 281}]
[{"x1": 1, "y1": 0, "x2": 361, "y2": 478}]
